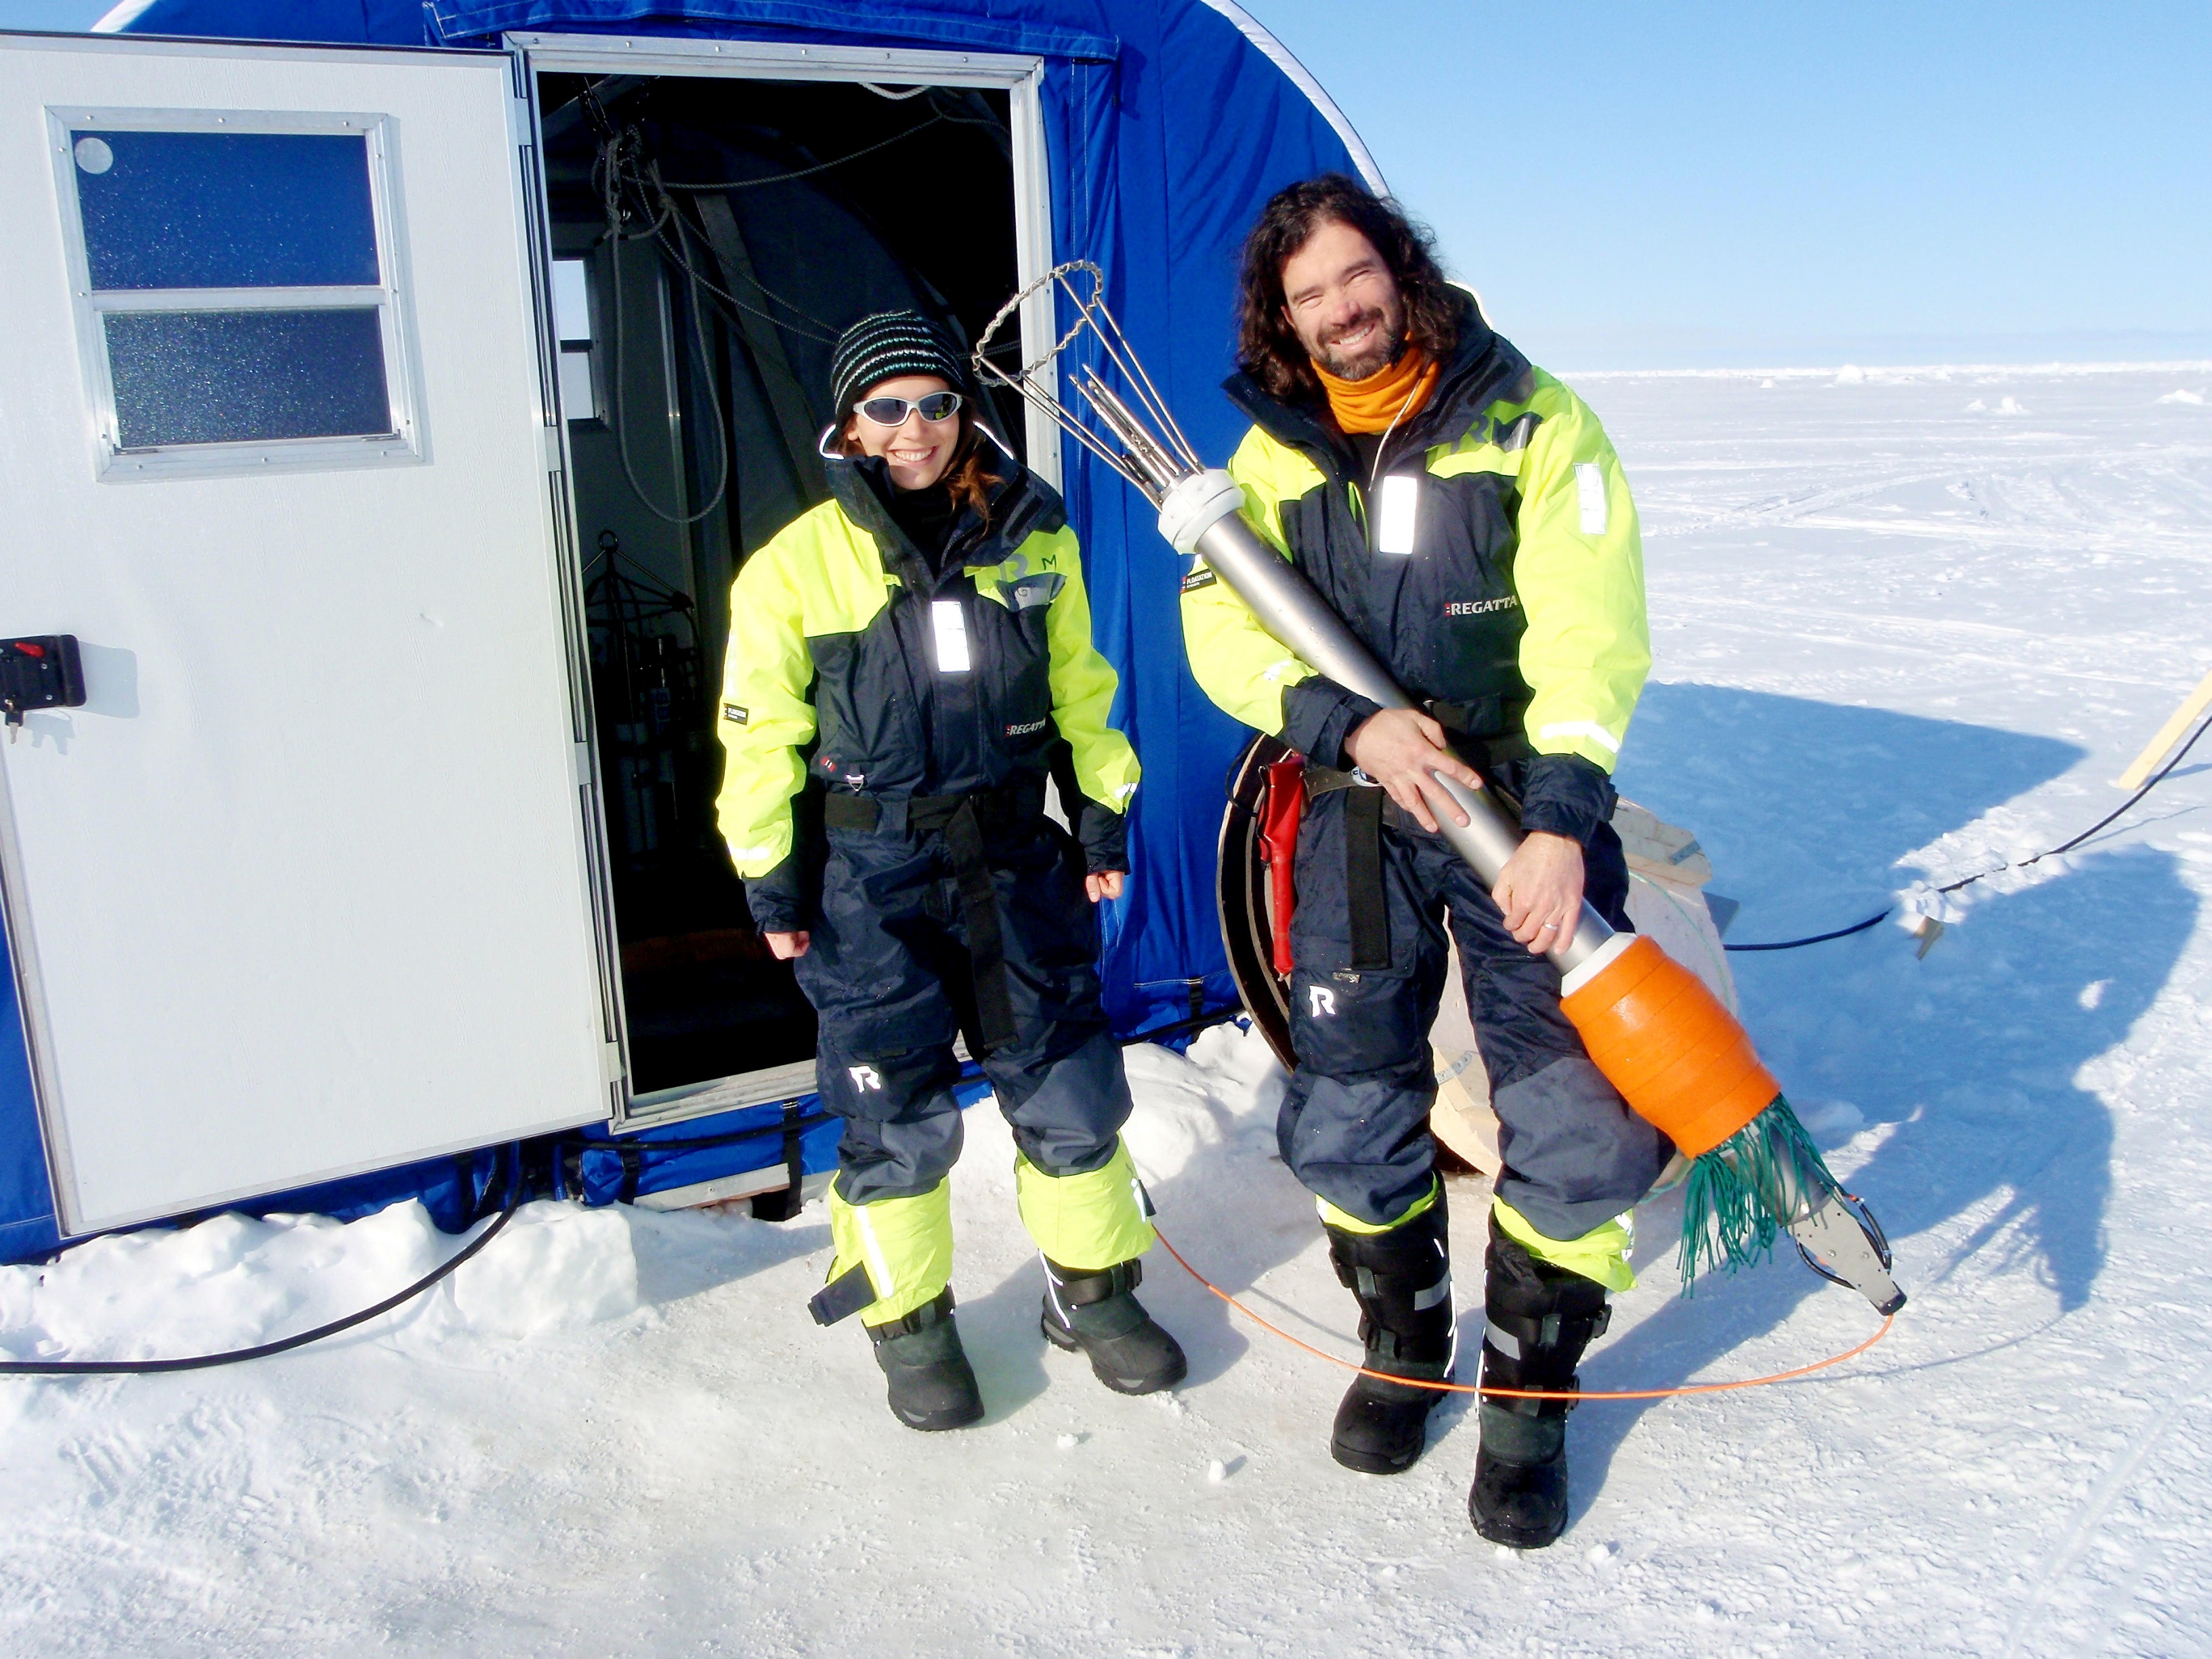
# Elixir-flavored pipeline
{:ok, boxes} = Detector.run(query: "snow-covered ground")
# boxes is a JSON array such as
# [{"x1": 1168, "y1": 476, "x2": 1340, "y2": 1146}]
[{"x1": 6, "y1": 362, "x2": 2211, "y2": 1656}]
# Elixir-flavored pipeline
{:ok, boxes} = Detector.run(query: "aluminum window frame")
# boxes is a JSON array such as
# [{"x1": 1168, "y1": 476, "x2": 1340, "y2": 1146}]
[{"x1": 48, "y1": 105, "x2": 429, "y2": 482}]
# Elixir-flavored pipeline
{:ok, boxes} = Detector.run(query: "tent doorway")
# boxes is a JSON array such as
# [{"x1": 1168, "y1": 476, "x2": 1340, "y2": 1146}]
[{"x1": 528, "y1": 40, "x2": 1054, "y2": 1124}]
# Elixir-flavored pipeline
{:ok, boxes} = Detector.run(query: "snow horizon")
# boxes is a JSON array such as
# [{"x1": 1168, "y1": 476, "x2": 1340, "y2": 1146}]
[{"x1": 1539, "y1": 339, "x2": 2212, "y2": 379}]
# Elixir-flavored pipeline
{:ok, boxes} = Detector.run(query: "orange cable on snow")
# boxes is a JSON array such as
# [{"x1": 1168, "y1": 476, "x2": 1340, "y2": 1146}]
[{"x1": 1152, "y1": 1226, "x2": 1894, "y2": 1402}]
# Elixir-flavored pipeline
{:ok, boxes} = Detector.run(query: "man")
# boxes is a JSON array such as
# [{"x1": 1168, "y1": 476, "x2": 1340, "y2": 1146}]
[{"x1": 1181, "y1": 175, "x2": 1669, "y2": 1548}]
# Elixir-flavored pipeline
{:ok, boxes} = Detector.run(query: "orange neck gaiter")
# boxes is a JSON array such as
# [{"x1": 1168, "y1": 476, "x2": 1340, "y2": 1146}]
[{"x1": 1313, "y1": 344, "x2": 1438, "y2": 434}]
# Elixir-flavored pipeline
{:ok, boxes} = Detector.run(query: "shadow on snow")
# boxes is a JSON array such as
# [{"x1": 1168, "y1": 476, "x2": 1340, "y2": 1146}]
[{"x1": 1565, "y1": 684, "x2": 2197, "y2": 1519}]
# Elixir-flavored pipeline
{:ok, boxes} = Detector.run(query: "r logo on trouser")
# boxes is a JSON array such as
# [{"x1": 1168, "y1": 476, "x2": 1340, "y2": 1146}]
[{"x1": 1279, "y1": 786, "x2": 1672, "y2": 1272}]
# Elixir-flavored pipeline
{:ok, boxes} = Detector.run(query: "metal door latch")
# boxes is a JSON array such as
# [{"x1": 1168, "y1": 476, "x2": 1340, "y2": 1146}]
[{"x1": 2, "y1": 635, "x2": 87, "y2": 733}]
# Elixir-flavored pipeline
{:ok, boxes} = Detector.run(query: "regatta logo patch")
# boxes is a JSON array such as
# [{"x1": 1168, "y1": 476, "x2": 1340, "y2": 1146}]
[
  {"x1": 1006, "y1": 717, "x2": 1048, "y2": 737},
  {"x1": 1181, "y1": 565, "x2": 1218, "y2": 593},
  {"x1": 1307, "y1": 985, "x2": 1338, "y2": 1018},
  {"x1": 1445, "y1": 597, "x2": 1518, "y2": 617},
  {"x1": 848, "y1": 1066, "x2": 882, "y2": 1093},
  {"x1": 722, "y1": 702, "x2": 748, "y2": 724}
]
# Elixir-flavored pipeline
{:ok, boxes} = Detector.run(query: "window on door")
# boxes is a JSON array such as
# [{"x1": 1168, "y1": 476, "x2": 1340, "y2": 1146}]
[{"x1": 52, "y1": 112, "x2": 426, "y2": 479}]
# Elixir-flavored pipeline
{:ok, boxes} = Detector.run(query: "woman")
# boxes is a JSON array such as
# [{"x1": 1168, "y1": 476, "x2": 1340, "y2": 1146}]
[{"x1": 715, "y1": 310, "x2": 1186, "y2": 1431}]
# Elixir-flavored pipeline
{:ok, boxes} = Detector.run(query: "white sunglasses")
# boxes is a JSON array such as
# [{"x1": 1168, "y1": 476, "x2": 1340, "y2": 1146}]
[{"x1": 856, "y1": 391, "x2": 964, "y2": 427}]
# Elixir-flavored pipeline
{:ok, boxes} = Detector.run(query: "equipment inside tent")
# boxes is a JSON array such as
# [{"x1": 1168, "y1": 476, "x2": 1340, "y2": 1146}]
[
  {"x1": 0, "y1": 0, "x2": 1380, "y2": 1259},
  {"x1": 536, "y1": 70, "x2": 1038, "y2": 1103}
]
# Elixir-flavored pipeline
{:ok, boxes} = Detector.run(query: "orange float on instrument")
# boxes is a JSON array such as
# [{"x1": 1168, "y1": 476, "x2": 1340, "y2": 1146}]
[{"x1": 1560, "y1": 934, "x2": 1779, "y2": 1158}]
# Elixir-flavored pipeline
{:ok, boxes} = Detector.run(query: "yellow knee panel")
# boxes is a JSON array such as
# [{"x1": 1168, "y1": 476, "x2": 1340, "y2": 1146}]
[
  {"x1": 1492, "y1": 1196, "x2": 1636, "y2": 1293},
  {"x1": 1014, "y1": 1138, "x2": 1154, "y2": 1271},
  {"x1": 827, "y1": 1175, "x2": 956, "y2": 1327},
  {"x1": 1314, "y1": 1177, "x2": 1440, "y2": 1236}
]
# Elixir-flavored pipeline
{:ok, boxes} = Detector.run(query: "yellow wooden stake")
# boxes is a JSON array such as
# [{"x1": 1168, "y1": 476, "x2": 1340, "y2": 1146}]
[{"x1": 2117, "y1": 665, "x2": 2212, "y2": 791}]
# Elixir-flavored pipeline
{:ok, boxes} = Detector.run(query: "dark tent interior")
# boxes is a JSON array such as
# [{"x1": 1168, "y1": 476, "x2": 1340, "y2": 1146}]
[{"x1": 536, "y1": 72, "x2": 1029, "y2": 1100}]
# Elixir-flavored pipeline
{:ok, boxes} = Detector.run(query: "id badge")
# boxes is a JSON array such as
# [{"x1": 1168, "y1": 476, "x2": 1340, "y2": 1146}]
[
  {"x1": 931, "y1": 599, "x2": 971, "y2": 673},
  {"x1": 1376, "y1": 473, "x2": 1419, "y2": 555}
]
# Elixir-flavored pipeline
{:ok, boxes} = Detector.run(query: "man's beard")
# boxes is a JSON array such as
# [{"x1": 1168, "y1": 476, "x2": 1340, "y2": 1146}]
[{"x1": 1311, "y1": 303, "x2": 1405, "y2": 381}]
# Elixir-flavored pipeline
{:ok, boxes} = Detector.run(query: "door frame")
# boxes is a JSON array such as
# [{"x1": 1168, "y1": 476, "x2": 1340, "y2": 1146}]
[{"x1": 508, "y1": 33, "x2": 1058, "y2": 1131}]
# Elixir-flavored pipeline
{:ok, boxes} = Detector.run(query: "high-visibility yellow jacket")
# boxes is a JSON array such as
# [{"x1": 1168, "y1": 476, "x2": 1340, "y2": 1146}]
[
  {"x1": 715, "y1": 452, "x2": 1138, "y2": 929},
  {"x1": 1181, "y1": 302, "x2": 1650, "y2": 841}
]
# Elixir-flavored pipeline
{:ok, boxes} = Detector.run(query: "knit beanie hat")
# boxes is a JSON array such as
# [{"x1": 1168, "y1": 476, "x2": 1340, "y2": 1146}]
[{"x1": 830, "y1": 310, "x2": 969, "y2": 420}]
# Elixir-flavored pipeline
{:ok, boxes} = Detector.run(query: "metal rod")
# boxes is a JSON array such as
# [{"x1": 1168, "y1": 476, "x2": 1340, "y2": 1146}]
[
  {"x1": 1079, "y1": 289, "x2": 1201, "y2": 471},
  {"x1": 1185, "y1": 512, "x2": 1613, "y2": 973},
  {"x1": 1075, "y1": 373, "x2": 1180, "y2": 499}
]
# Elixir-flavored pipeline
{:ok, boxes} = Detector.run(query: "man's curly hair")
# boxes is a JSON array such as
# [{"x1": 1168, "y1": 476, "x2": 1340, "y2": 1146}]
[{"x1": 1235, "y1": 173, "x2": 1463, "y2": 403}]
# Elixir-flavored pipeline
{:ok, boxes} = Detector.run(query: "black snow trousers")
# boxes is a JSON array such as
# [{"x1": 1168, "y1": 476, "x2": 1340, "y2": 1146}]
[
  {"x1": 1280, "y1": 789, "x2": 1673, "y2": 1240},
  {"x1": 795, "y1": 790, "x2": 1132, "y2": 1204}
]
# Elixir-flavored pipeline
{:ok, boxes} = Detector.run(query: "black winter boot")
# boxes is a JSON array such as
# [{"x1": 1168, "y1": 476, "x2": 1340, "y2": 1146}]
[
  {"x1": 869, "y1": 1290, "x2": 984, "y2": 1431},
  {"x1": 1470, "y1": 1219, "x2": 1611, "y2": 1548},
  {"x1": 1325, "y1": 1192, "x2": 1455, "y2": 1475},
  {"x1": 1041, "y1": 1258, "x2": 1188, "y2": 1394}
]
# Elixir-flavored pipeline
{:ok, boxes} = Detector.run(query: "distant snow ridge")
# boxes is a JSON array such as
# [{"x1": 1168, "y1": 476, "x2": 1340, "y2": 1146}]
[
  {"x1": 2156, "y1": 387, "x2": 2205, "y2": 404},
  {"x1": 1577, "y1": 359, "x2": 2212, "y2": 385}
]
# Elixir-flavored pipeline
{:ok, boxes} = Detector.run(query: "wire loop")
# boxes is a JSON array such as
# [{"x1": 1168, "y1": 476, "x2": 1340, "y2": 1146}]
[
  {"x1": 1153, "y1": 1225, "x2": 1894, "y2": 1400},
  {"x1": 973, "y1": 261, "x2": 1206, "y2": 501}
]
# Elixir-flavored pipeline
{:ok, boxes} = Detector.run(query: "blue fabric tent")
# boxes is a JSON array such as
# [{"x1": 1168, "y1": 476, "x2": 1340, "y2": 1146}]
[{"x1": 0, "y1": 0, "x2": 1379, "y2": 1257}]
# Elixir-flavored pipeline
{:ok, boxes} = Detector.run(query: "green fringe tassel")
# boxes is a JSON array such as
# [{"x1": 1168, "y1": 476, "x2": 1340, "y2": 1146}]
[{"x1": 1676, "y1": 1095, "x2": 1841, "y2": 1293}]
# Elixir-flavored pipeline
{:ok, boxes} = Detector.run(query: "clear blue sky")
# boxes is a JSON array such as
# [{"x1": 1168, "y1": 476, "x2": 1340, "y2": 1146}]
[
  {"x1": 1247, "y1": 1, "x2": 2212, "y2": 366},
  {"x1": 8, "y1": 0, "x2": 2207, "y2": 366},
  {"x1": 2, "y1": 1, "x2": 106, "y2": 29}
]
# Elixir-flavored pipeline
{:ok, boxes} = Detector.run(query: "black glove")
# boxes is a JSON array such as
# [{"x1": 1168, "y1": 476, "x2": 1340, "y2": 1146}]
[
  {"x1": 742, "y1": 852, "x2": 812, "y2": 934},
  {"x1": 1074, "y1": 797, "x2": 1130, "y2": 875}
]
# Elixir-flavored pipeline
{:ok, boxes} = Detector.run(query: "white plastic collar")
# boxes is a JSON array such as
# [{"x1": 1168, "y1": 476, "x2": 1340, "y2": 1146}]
[
  {"x1": 1157, "y1": 469, "x2": 1245, "y2": 555},
  {"x1": 1558, "y1": 929, "x2": 1636, "y2": 997}
]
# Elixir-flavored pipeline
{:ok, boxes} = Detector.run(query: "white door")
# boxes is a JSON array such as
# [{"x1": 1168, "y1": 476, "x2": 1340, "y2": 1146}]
[{"x1": 0, "y1": 33, "x2": 614, "y2": 1234}]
